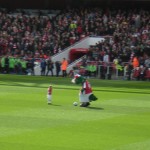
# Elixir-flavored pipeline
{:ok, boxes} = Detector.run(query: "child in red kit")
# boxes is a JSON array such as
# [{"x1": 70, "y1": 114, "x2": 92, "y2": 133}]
[{"x1": 47, "y1": 85, "x2": 52, "y2": 104}]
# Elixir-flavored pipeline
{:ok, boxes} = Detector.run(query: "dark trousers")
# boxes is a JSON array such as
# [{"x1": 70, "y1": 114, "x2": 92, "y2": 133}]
[
  {"x1": 56, "y1": 70, "x2": 60, "y2": 77},
  {"x1": 46, "y1": 69, "x2": 53, "y2": 76},
  {"x1": 62, "y1": 70, "x2": 67, "y2": 77}
]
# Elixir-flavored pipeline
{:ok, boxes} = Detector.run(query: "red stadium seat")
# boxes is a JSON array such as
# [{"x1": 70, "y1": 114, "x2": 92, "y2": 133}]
[
  {"x1": 133, "y1": 68, "x2": 140, "y2": 78},
  {"x1": 145, "y1": 69, "x2": 150, "y2": 79},
  {"x1": 79, "y1": 68, "x2": 86, "y2": 76},
  {"x1": 76, "y1": 62, "x2": 83, "y2": 68}
]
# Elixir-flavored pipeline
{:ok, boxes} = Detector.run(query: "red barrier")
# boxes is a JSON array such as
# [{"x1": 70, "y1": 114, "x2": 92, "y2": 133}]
[{"x1": 69, "y1": 48, "x2": 89, "y2": 62}]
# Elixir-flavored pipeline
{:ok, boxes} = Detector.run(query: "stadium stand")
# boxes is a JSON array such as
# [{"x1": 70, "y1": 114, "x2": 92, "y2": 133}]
[{"x1": 0, "y1": 0, "x2": 150, "y2": 80}]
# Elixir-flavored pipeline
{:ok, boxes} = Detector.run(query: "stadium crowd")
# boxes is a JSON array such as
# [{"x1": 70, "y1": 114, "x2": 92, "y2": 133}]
[{"x1": 0, "y1": 7, "x2": 150, "y2": 79}]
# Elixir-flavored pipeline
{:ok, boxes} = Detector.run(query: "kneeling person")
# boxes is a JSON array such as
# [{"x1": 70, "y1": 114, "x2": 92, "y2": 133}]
[{"x1": 72, "y1": 74, "x2": 97, "y2": 107}]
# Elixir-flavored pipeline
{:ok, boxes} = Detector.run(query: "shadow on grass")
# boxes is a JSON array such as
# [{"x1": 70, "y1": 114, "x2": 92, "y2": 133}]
[
  {"x1": 1, "y1": 75, "x2": 150, "y2": 94},
  {"x1": 1, "y1": 83, "x2": 150, "y2": 95},
  {"x1": 1, "y1": 74, "x2": 150, "y2": 90},
  {"x1": 87, "y1": 106, "x2": 104, "y2": 110},
  {"x1": 48, "y1": 104, "x2": 61, "y2": 106}
]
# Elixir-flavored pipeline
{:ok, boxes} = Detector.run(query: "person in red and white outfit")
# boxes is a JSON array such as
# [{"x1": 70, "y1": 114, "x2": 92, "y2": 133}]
[
  {"x1": 72, "y1": 74, "x2": 97, "y2": 107},
  {"x1": 79, "y1": 79, "x2": 93, "y2": 107},
  {"x1": 47, "y1": 85, "x2": 52, "y2": 104}
]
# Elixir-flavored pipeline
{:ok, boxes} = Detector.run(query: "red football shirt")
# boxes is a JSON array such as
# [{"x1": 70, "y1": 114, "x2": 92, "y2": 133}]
[
  {"x1": 47, "y1": 86, "x2": 52, "y2": 95},
  {"x1": 82, "y1": 81, "x2": 92, "y2": 94}
]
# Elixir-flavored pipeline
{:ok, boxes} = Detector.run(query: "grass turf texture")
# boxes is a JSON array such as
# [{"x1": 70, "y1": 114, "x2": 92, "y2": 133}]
[{"x1": 0, "y1": 74, "x2": 150, "y2": 150}]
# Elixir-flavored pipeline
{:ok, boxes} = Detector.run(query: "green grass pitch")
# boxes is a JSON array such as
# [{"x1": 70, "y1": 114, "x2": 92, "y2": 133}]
[{"x1": 0, "y1": 74, "x2": 150, "y2": 150}]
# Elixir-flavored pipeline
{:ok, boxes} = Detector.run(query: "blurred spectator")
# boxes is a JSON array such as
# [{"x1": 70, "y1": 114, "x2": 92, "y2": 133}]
[
  {"x1": 144, "y1": 55, "x2": 150, "y2": 68},
  {"x1": 132, "y1": 56, "x2": 139, "y2": 69},
  {"x1": 4, "y1": 56, "x2": 9, "y2": 74},
  {"x1": 40, "y1": 58, "x2": 47, "y2": 76},
  {"x1": 0, "y1": 7, "x2": 150, "y2": 80},
  {"x1": 46, "y1": 58, "x2": 54, "y2": 76},
  {"x1": 55, "y1": 61, "x2": 61, "y2": 77},
  {"x1": 61, "y1": 58, "x2": 68, "y2": 77}
]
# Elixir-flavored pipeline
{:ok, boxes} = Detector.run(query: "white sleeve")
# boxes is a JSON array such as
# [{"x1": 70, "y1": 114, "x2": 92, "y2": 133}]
[{"x1": 83, "y1": 82, "x2": 86, "y2": 88}]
